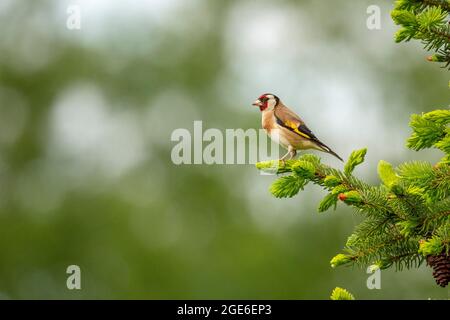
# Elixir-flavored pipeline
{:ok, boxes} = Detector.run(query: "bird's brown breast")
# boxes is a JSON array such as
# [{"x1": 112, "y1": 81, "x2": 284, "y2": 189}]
[{"x1": 261, "y1": 109, "x2": 276, "y2": 134}]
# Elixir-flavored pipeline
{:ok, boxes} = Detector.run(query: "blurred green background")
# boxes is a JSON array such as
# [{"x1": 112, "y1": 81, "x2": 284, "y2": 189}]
[{"x1": 0, "y1": 0, "x2": 448, "y2": 299}]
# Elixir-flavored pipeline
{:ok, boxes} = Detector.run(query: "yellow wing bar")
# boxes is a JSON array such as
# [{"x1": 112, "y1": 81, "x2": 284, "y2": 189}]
[{"x1": 284, "y1": 120, "x2": 312, "y2": 139}]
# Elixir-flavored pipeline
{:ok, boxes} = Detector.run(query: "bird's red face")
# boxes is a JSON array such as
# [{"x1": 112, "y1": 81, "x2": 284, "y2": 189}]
[{"x1": 252, "y1": 93, "x2": 278, "y2": 111}]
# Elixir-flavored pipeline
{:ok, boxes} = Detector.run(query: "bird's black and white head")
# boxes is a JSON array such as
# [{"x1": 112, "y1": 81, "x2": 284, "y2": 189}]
[{"x1": 252, "y1": 93, "x2": 280, "y2": 112}]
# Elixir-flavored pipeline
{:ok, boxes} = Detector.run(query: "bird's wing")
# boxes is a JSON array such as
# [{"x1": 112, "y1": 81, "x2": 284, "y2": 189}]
[
  {"x1": 273, "y1": 105, "x2": 318, "y2": 141},
  {"x1": 273, "y1": 104, "x2": 344, "y2": 162}
]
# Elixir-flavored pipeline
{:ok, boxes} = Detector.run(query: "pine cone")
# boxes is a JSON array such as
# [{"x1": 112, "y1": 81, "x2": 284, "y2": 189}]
[{"x1": 426, "y1": 252, "x2": 450, "y2": 287}]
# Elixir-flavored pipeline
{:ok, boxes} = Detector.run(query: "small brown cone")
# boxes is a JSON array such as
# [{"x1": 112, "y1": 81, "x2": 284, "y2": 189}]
[{"x1": 426, "y1": 252, "x2": 450, "y2": 287}]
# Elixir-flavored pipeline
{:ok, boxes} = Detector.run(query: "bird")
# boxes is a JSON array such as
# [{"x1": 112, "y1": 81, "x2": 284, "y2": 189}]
[{"x1": 252, "y1": 93, "x2": 343, "y2": 162}]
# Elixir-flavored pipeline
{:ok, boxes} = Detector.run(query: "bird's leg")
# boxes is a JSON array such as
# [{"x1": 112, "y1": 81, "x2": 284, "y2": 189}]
[
  {"x1": 279, "y1": 147, "x2": 297, "y2": 167},
  {"x1": 279, "y1": 149, "x2": 291, "y2": 167},
  {"x1": 289, "y1": 148, "x2": 297, "y2": 160}
]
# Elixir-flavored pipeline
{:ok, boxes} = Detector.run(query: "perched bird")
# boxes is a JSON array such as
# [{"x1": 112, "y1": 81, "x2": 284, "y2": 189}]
[{"x1": 252, "y1": 93, "x2": 343, "y2": 161}]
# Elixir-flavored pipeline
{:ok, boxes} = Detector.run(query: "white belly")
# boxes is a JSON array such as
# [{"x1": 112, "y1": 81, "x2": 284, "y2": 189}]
[
  {"x1": 267, "y1": 127, "x2": 321, "y2": 151},
  {"x1": 266, "y1": 128, "x2": 290, "y2": 149}
]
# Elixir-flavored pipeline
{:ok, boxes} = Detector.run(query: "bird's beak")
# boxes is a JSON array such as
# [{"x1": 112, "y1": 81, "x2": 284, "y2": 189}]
[{"x1": 252, "y1": 99, "x2": 262, "y2": 107}]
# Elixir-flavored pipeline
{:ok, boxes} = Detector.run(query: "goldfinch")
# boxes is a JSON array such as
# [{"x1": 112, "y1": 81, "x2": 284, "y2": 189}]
[{"x1": 252, "y1": 93, "x2": 343, "y2": 161}]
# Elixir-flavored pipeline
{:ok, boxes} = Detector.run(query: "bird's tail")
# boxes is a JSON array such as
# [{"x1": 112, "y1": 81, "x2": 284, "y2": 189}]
[{"x1": 315, "y1": 141, "x2": 343, "y2": 162}]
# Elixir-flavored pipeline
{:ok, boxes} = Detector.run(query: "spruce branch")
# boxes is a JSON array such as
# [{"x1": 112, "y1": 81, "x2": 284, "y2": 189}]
[
  {"x1": 392, "y1": 0, "x2": 450, "y2": 68},
  {"x1": 256, "y1": 110, "x2": 450, "y2": 286}
]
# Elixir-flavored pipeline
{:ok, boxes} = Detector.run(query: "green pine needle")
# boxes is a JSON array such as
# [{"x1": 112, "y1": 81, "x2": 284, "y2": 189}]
[
  {"x1": 269, "y1": 175, "x2": 307, "y2": 198},
  {"x1": 344, "y1": 148, "x2": 367, "y2": 176},
  {"x1": 318, "y1": 193, "x2": 338, "y2": 213},
  {"x1": 378, "y1": 160, "x2": 400, "y2": 187},
  {"x1": 330, "y1": 287, "x2": 355, "y2": 300}
]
